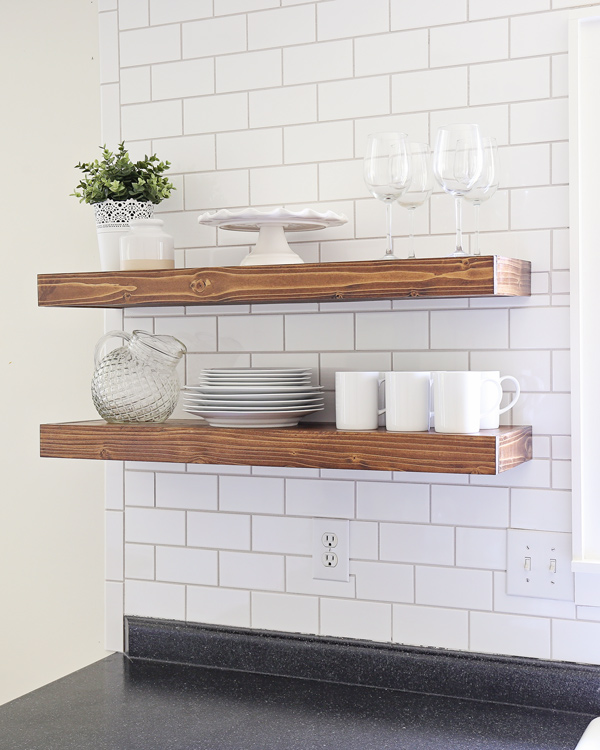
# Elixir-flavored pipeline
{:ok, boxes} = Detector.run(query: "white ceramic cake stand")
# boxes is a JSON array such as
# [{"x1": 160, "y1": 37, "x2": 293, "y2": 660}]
[{"x1": 198, "y1": 207, "x2": 348, "y2": 266}]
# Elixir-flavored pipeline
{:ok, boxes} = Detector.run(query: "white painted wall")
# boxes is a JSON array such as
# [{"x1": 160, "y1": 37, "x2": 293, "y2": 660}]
[
  {"x1": 0, "y1": 0, "x2": 107, "y2": 705},
  {"x1": 100, "y1": 0, "x2": 600, "y2": 665}
]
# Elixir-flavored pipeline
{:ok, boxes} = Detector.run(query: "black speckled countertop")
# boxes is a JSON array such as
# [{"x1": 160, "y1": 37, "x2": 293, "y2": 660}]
[{"x1": 1, "y1": 618, "x2": 597, "y2": 750}]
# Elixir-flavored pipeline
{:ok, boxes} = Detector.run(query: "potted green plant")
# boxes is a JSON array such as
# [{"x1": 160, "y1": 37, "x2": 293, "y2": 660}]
[{"x1": 72, "y1": 143, "x2": 175, "y2": 271}]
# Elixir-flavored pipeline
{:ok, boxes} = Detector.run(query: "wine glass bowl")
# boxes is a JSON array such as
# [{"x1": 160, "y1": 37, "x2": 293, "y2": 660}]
[
  {"x1": 433, "y1": 124, "x2": 483, "y2": 257},
  {"x1": 397, "y1": 142, "x2": 433, "y2": 259},
  {"x1": 463, "y1": 136, "x2": 499, "y2": 256},
  {"x1": 364, "y1": 132, "x2": 411, "y2": 260}
]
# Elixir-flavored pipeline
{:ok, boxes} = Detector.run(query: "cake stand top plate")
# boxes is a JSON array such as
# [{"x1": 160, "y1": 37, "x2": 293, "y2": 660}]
[{"x1": 198, "y1": 207, "x2": 348, "y2": 233}]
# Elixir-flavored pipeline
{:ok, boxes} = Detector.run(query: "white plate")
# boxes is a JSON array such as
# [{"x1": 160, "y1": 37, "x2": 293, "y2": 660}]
[
  {"x1": 197, "y1": 379, "x2": 312, "y2": 387},
  {"x1": 184, "y1": 403, "x2": 323, "y2": 412},
  {"x1": 184, "y1": 397, "x2": 324, "y2": 407},
  {"x1": 202, "y1": 368, "x2": 311, "y2": 375},
  {"x1": 182, "y1": 390, "x2": 324, "y2": 401},
  {"x1": 184, "y1": 407, "x2": 323, "y2": 428},
  {"x1": 184, "y1": 384, "x2": 324, "y2": 394}
]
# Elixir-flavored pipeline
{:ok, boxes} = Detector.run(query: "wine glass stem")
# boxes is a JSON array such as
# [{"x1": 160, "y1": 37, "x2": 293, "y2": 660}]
[
  {"x1": 474, "y1": 203, "x2": 481, "y2": 256},
  {"x1": 454, "y1": 195, "x2": 465, "y2": 256},
  {"x1": 408, "y1": 207, "x2": 416, "y2": 259},
  {"x1": 385, "y1": 201, "x2": 393, "y2": 256}
]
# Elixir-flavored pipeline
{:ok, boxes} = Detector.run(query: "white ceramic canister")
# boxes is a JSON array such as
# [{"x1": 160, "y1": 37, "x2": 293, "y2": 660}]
[{"x1": 119, "y1": 219, "x2": 175, "y2": 271}]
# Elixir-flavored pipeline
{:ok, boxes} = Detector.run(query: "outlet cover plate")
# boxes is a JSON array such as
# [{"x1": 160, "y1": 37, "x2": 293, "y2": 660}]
[
  {"x1": 312, "y1": 518, "x2": 349, "y2": 582},
  {"x1": 506, "y1": 529, "x2": 574, "y2": 601}
]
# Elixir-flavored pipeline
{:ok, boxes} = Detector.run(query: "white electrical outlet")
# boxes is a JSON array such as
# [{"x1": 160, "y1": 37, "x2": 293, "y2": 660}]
[
  {"x1": 506, "y1": 529, "x2": 574, "y2": 600},
  {"x1": 313, "y1": 518, "x2": 349, "y2": 582}
]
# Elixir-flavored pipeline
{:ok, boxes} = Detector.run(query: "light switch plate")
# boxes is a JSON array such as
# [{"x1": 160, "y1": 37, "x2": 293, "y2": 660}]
[{"x1": 506, "y1": 529, "x2": 574, "y2": 600}]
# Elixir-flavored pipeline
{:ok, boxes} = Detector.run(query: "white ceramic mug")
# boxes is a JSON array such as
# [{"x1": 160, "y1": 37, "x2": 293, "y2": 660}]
[
  {"x1": 385, "y1": 371, "x2": 431, "y2": 432},
  {"x1": 479, "y1": 371, "x2": 521, "y2": 429},
  {"x1": 433, "y1": 371, "x2": 502, "y2": 434},
  {"x1": 335, "y1": 372, "x2": 385, "y2": 430}
]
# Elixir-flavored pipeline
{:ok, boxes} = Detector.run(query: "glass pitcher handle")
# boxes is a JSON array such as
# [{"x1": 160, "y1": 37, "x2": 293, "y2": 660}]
[{"x1": 94, "y1": 330, "x2": 132, "y2": 368}]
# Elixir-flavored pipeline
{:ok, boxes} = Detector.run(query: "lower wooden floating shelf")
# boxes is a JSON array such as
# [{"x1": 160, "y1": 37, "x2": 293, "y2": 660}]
[{"x1": 40, "y1": 421, "x2": 532, "y2": 475}]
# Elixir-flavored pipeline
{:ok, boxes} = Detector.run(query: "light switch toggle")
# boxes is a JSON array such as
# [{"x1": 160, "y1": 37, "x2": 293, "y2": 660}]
[
  {"x1": 549, "y1": 558, "x2": 557, "y2": 573},
  {"x1": 524, "y1": 556, "x2": 531, "y2": 571}
]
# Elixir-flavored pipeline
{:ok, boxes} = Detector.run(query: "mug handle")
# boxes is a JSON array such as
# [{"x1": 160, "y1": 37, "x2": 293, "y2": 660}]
[
  {"x1": 94, "y1": 330, "x2": 132, "y2": 367},
  {"x1": 498, "y1": 375, "x2": 521, "y2": 415},
  {"x1": 378, "y1": 377, "x2": 386, "y2": 416},
  {"x1": 480, "y1": 378, "x2": 503, "y2": 418}
]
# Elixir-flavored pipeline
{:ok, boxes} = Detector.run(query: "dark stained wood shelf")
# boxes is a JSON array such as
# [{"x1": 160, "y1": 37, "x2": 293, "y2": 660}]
[
  {"x1": 40, "y1": 421, "x2": 532, "y2": 475},
  {"x1": 37, "y1": 255, "x2": 531, "y2": 309}
]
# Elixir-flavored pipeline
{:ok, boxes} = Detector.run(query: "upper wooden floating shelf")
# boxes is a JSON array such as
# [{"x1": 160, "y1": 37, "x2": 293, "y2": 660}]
[
  {"x1": 37, "y1": 255, "x2": 531, "y2": 309},
  {"x1": 40, "y1": 421, "x2": 532, "y2": 475}
]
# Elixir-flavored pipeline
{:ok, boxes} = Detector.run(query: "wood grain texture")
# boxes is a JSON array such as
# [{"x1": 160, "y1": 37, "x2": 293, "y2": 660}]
[
  {"x1": 40, "y1": 421, "x2": 532, "y2": 475},
  {"x1": 37, "y1": 256, "x2": 531, "y2": 309}
]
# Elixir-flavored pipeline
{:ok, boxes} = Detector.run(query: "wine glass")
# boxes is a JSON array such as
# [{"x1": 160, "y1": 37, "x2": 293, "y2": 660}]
[
  {"x1": 463, "y1": 137, "x2": 499, "y2": 256},
  {"x1": 433, "y1": 124, "x2": 483, "y2": 257},
  {"x1": 364, "y1": 132, "x2": 411, "y2": 260},
  {"x1": 397, "y1": 142, "x2": 433, "y2": 259}
]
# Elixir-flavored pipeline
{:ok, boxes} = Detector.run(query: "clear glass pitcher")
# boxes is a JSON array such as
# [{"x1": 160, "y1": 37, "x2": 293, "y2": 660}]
[{"x1": 91, "y1": 330, "x2": 186, "y2": 423}]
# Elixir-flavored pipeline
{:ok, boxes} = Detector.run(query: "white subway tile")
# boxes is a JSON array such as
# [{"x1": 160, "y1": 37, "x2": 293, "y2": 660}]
[
  {"x1": 456, "y1": 527, "x2": 506, "y2": 569},
  {"x1": 470, "y1": 58, "x2": 549, "y2": 106},
  {"x1": 354, "y1": 113, "x2": 430, "y2": 155},
  {"x1": 356, "y1": 311, "x2": 429, "y2": 351},
  {"x1": 183, "y1": 16, "x2": 247, "y2": 58},
  {"x1": 106, "y1": 511, "x2": 124, "y2": 581},
  {"x1": 125, "y1": 579, "x2": 185, "y2": 619},
  {"x1": 284, "y1": 121, "x2": 353, "y2": 165},
  {"x1": 392, "y1": 351, "x2": 469, "y2": 371},
  {"x1": 431, "y1": 309, "x2": 508, "y2": 349},
  {"x1": 470, "y1": 350, "x2": 552, "y2": 392},
  {"x1": 513, "y1": 392, "x2": 571, "y2": 435},
  {"x1": 119, "y1": 0, "x2": 148, "y2": 29},
  {"x1": 283, "y1": 40, "x2": 353, "y2": 85},
  {"x1": 318, "y1": 159, "x2": 370, "y2": 201},
  {"x1": 216, "y1": 129, "x2": 282, "y2": 170},
  {"x1": 511, "y1": 10, "x2": 569, "y2": 57},
  {"x1": 431, "y1": 19, "x2": 508, "y2": 67},
  {"x1": 350, "y1": 521, "x2": 379, "y2": 560},
  {"x1": 152, "y1": 59, "x2": 214, "y2": 100},
  {"x1": 416, "y1": 566, "x2": 493, "y2": 610},
  {"x1": 285, "y1": 312, "x2": 354, "y2": 351},
  {"x1": 125, "y1": 507, "x2": 186, "y2": 545},
  {"x1": 159, "y1": 212, "x2": 214, "y2": 250},
  {"x1": 106, "y1": 463, "x2": 124, "y2": 511},
  {"x1": 253, "y1": 516, "x2": 312, "y2": 554},
  {"x1": 253, "y1": 467, "x2": 320, "y2": 478},
  {"x1": 218, "y1": 314, "x2": 283, "y2": 351},
  {"x1": 552, "y1": 436, "x2": 571, "y2": 460},
  {"x1": 356, "y1": 197, "x2": 429, "y2": 241},
  {"x1": 576, "y1": 573, "x2": 600, "y2": 607},
  {"x1": 392, "y1": 68, "x2": 468, "y2": 113},
  {"x1": 125, "y1": 470, "x2": 155, "y2": 507},
  {"x1": 154, "y1": 316, "x2": 216, "y2": 352},
  {"x1": 511, "y1": 489, "x2": 571, "y2": 532},
  {"x1": 577, "y1": 606, "x2": 600, "y2": 622},
  {"x1": 185, "y1": 93, "x2": 248, "y2": 135},
  {"x1": 393, "y1": 603, "x2": 469, "y2": 650},
  {"x1": 552, "y1": 460, "x2": 571, "y2": 490},
  {"x1": 251, "y1": 351, "x2": 319, "y2": 370},
  {"x1": 391, "y1": 0, "x2": 467, "y2": 30},
  {"x1": 320, "y1": 238, "x2": 392, "y2": 262},
  {"x1": 319, "y1": 77, "x2": 390, "y2": 122},
  {"x1": 500, "y1": 144, "x2": 550, "y2": 188},
  {"x1": 151, "y1": 0, "x2": 212, "y2": 24},
  {"x1": 99, "y1": 11, "x2": 119, "y2": 83},
  {"x1": 355, "y1": 29, "x2": 428, "y2": 76},
  {"x1": 511, "y1": 186, "x2": 568, "y2": 230},
  {"x1": 510, "y1": 306, "x2": 569, "y2": 349},
  {"x1": 552, "y1": 350, "x2": 570, "y2": 391},
  {"x1": 321, "y1": 468, "x2": 392, "y2": 482},
  {"x1": 105, "y1": 582, "x2": 124, "y2": 652},
  {"x1": 250, "y1": 86, "x2": 317, "y2": 129},
  {"x1": 351, "y1": 560, "x2": 414, "y2": 603},
  {"x1": 469, "y1": 229, "x2": 551, "y2": 269},
  {"x1": 320, "y1": 599, "x2": 392, "y2": 642},
  {"x1": 120, "y1": 25, "x2": 181, "y2": 67},
  {"x1": 318, "y1": 0, "x2": 389, "y2": 40},
  {"x1": 220, "y1": 475, "x2": 285, "y2": 513},
  {"x1": 430, "y1": 105, "x2": 510, "y2": 147},
  {"x1": 431, "y1": 190, "x2": 509, "y2": 235},
  {"x1": 431, "y1": 485, "x2": 509, "y2": 527},
  {"x1": 469, "y1": 0, "x2": 549, "y2": 19},
  {"x1": 510, "y1": 98, "x2": 568, "y2": 144},
  {"x1": 381, "y1": 524, "x2": 454, "y2": 565},
  {"x1": 251, "y1": 164, "x2": 318, "y2": 205},
  {"x1": 252, "y1": 592, "x2": 318, "y2": 633},
  {"x1": 471, "y1": 611, "x2": 551, "y2": 658},
  {"x1": 188, "y1": 465, "x2": 251, "y2": 476},
  {"x1": 156, "y1": 135, "x2": 216, "y2": 174},
  {"x1": 552, "y1": 54, "x2": 568, "y2": 97},
  {"x1": 187, "y1": 585, "x2": 251, "y2": 627},
  {"x1": 470, "y1": 458, "x2": 551, "y2": 489},
  {"x1": 217, "y1": 49, "x2": 282, "y2": 93},
  {"x1": 125, "y1": 543, "x2": 155, "y2": 580},
  {"x1": 99, "y1": 0, "x2": 117, "y2": 9},
  {"x1": 188, "y1": 511, "x2": 251, "y2": 550},
  {"x1": 249, "y1": 5, "x2": 315, "y2": 50},
  {"x1": 185, "y1": 170, "x2": 249, "y2": 210},
  {"x1": 121, "y1": 67, "x2": 151, "y2": 104},
  {"x1": 357, "y1": 482, "x2": 430, "y2": 523},
  {"x1": 286, "y1": 478, "x2": 355, "y2": 518},
  {"x1": 493, "y1": 571, "x2": 575, "y2": 618},
  {"x1": 320, "y1": 351, "x2": 391, "y2": 390},
  {"x1": 101, "y1": 83, "x2": 120, "y2": 146},
  {"x1": 122, "y1": 101, "x2": 182, "y2": 141},
  {"x1": 552, "y1": 619, "x2": 600, "y2": 664},
  {"x1": 220, "y1": 551, "x2": 285, "y2": 590},
  {"x1": 156, "y1": 473, "x2": 218, "y2": 510},
  {"x1": 286, "y1": 555, "x2": 356, "y2": 597},
  {"x1": 156, "y1": 546, "x2": 218, "y2": 585}
]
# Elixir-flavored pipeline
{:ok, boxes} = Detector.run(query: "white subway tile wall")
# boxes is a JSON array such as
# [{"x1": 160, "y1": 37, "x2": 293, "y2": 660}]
[{"x1": 99, "y1": 0, "x2": 598, "y2": 663}]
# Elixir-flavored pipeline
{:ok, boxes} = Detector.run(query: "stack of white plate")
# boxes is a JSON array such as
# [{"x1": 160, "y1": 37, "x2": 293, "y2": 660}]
[{"x1": 183, "y1": 368, "x2": 324, "y2": 428}]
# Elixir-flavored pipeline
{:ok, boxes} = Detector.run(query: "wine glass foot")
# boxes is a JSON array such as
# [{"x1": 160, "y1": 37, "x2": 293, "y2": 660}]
[
  {"x1": 379, "y1": 252, "x2": 400, "y2": 260},
  {"x1": 450, "y1": 250, "x2": 470, "y2": 257}
]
